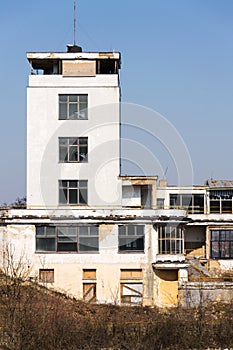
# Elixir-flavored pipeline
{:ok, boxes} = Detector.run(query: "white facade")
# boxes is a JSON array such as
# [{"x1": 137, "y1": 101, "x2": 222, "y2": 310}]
[{"x1": 27, "y1": 50, "x2": 121, "y2": 209}]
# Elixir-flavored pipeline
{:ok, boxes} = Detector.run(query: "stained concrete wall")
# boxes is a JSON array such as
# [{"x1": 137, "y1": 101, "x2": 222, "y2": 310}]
[{"x1": 179, "y1": 281, "x2": 233, "y2": 307}]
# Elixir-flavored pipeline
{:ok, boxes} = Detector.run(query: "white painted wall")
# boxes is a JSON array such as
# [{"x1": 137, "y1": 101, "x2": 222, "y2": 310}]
[{"x1": 27, "y1": 73, "x2": 121, "y2": 208}]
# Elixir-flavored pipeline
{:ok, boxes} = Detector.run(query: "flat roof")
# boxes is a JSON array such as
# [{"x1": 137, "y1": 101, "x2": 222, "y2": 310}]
[{"x1": 27, "y1": 52, "x2": 121, "y2": 61}]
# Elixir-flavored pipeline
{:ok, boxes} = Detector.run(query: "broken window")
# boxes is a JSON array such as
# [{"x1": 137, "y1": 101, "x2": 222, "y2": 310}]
[
  {"x1": 118, "y1": 225, "x2": 144, "y2": 252},
  {"x1": 209, "y1": 190, "x2": 233, "y2": 214},
  {"x1": 59, "y1": 94, "x2": 88, "y2": 120},
  {"x1": 83, "y1": 269, "x2": 96, "y2": 303},
  {"x1": 36, "y1": 225, "x2": 99, "y2": 253},
  {"x1": 59, "y1": 180, "x2": 87, "y2": 205},
  {"x1": 210, "y1": 230, "x2": 233, "y2": 259},
  {"x1": 59, "y1": 137, "x2": 88, "y2": 163},
  {"x1": 120, "y1": 269, "x2": 143, "y2": 305},
  {"x1": 96, "y1": 59, "x2": 119, "y2": 74},
  {"x1": 39, "y1": 269, "x2": 54, "y2": 283},
  {"x1": 158, "y1": 225, "x2": 183, "y2": 254},
  {"x1": 170, "y1": 194, "x2": 204, "y2": 214}
]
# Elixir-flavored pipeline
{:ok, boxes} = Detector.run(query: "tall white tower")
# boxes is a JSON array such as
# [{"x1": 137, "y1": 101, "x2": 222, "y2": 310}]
[{"x1": 27, "y1": 45, "x2": 121, "y2": 209}]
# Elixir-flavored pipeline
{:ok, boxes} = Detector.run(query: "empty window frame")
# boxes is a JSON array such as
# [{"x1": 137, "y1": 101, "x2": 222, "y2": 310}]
[
  {"x1": 59, "y1": 137, "x2": 88, "y2": 163},
  {"x1": 158, "y1": 225, "x2": 184, "y2": 254},
  {"x1": 170, "y1": 194, "x2": 204, "y2": 214},
  {"x1": 209, "y1": 190, "x2": 233, "y2": 214},
  {"x1": 118, "y1": 225, "x2": 144, "y2": 252},
  {"x1": 39, "y1": 269, "x2": 54, "y2": 283},
  {"x1": 59, "y1": 94, "x2": 88, "y2": 120},
  {"x1": 36, "y1": 225, "x2": 99, "y2": 253},
  {"x1": 210, "y1": 230, "x2": 233, "y2": 259},
  {"x1": 59, "y1": 180, "x2": 87, "y2": 205}
]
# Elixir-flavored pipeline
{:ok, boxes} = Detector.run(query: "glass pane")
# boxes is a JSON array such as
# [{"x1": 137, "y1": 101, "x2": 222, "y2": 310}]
[
  {"x1": 36, "y1": 226, "x2": 45, "y2": 236},
  {"x1": 220, "y1": 241, "x2": 230, "y2": 258},
  {"x1": 57, "y1": 243, "x2": 77, "y2": 252},
  {"x1": 69, "y1": 189, "x2": 77, "y2": 204},
  {"x1": 69, "y1": 181, "x2": 77, "y2": 188},
  {"x1": 59, "y1": 189, "x2": 67, "y2": 204},
  {"x1": 58, "y1": 227, "x2": 67, "y2": 236},
  {"x1": 46, "y1": 227, "x2": 56, "y2": 236},
  {"x1": 67, "y1": 227, "x2": 77, "y2": 236},
  {"x1": 79, "y1": 95, "x2": 87, "y2": 102},
  {"x1": 210, "y1": 200, "x2": 220, "y2": 213},
  {"x1": 79, "y1": 105, "x2": 87, "y2": 119},
  {"x1": 69, "y1": 95, "x2": 78, "y2": 102},
  {"x1": 79, "y1": 226, "x2": 88, "y2": 236},
  {"x1": 79, "y1": 189, "x2": 87, "y2": 204},
  {"x1": 90, "y1": 226, "x2": 98, "y2": 235},
  {"x1": 59, "y1": 104, "x2": 67, "y2": 119},
  {"x1": 59, "y1": 147, "x2": 68, "y2": 162},
  {"x1": 220, "y1": 231, "x2": 226, "y2": 241},
  {"x1": 211, "y1": 230, "x2": 219, "y2": 241},
  {"x1": 119, "y1": 237, "x2": 144, "y2": 251},
  {"x1": 69, "y1": 104, "x2": 78, "y2": 119},
  {"x1": 119, "y1": 226, "x2": 126, "y2": 236},
  {"x1": 36, "y1": 238, "x2": 56, "y2": 252},
  {"x1": 58, "y1": 236, "x2": 77, "y2": 242},
  {"x1": 194, "y1": 195, "x2": 204, "y2": 213},
  {"x1": 128, "y1": 226, "x2": 135, "y2": 236},
  {"x1": 79, "y1": 180, "x2": 87, "y2": 188},
  {"x1": 59, "y1": 138, "x2": 68, "y2": 145},
  {"x1": 222, "y1": 200, "x2": 232, "y2": 213},
  {"x1": 79, "y1": 137, "x2": 87, "y2": 145},
  {"x1": 182, "y1": 195, "x2": 192, "y2": 207},
  {"x1": 79, "y1": 237, "x2": 98, "y2": 251},
  {"x1": 79, "y1": 146, "x2": 87, "y2": 161},
  {"x1": 136, "y1": 225, "x2": 144, "y2": 236},
  {"x1": 59, "y1": 95, "x2": 67, "y2": 102},
  {"x1": 70, "y1": 138, "x2": 78, "y2": 145},
  {"x1": 211, "y1": 242, "x2": 219, "y2": 258},
  {"x1": 69, "y1": 146, "x2": 78, "y2": 162}
]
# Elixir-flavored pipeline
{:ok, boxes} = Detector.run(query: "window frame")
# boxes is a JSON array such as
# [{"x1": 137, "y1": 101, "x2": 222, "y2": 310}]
[
  {"x1": 59, "y1": 137, "x2": 88, "y2": 163},
  {"x1": 36, "y1": 225, "x2": 99, "y2": 253},
  {"x1": 59, "y1": 180, "x2": 88, "y2": 205},
  {"x1": 210, "y1": 229, "x2": 233, "y2": 259},
  {"x1": 169, "y1": 194, "x2": 205, "y2": 214},
  {"x1": 158, "y1": 224, "x2": 184, "y2": 255},
  {"x1": 59, "y1": 94, "x2": 88, "y2": 120},
  {"x1": 118, "y1": 225, "x2": 145, "y2": 253}
]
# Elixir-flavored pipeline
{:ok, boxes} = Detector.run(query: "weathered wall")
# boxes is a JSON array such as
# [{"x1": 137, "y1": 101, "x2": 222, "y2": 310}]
[{"x1": 179, "y1": 281, "x2": 233, "y2": 307}]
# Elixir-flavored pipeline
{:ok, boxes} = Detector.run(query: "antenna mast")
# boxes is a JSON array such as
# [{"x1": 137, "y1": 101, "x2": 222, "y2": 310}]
[{"x1": 74, "y1": 0, "x2": 77, "y2": 45}]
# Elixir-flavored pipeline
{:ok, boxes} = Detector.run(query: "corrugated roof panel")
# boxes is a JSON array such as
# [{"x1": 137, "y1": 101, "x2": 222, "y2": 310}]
[{"x1": 206, "y1": 180, "x2": 233, "y2": 188}]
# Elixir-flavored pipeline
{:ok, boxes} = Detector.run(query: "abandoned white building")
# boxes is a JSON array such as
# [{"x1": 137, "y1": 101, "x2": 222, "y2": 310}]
[{"x1": 1, "y1": 44, "x2": 233, "y2": 307}]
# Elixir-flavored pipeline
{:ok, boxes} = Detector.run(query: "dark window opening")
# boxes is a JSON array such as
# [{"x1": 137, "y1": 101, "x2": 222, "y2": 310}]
[
  {"x1": 119, "y1": 225, "x2": 144, "y2": 252},
  {"x1": 211, "y1": 229, "x2": 233, "y2": 259},
  {"x1": 36, "y1": 225, "x2": 99, "y2": 253}
]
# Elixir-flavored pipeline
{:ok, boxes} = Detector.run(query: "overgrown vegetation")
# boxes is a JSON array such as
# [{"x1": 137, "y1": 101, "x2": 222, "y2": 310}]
[{"x1": 0, "y1": 271, "x2": 233, "y2": 350}]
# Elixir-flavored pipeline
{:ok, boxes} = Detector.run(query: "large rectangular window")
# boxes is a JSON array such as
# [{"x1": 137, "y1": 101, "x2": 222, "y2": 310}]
[
  {"x1": 170, "y1": 194, "x2": 204, "y2": 214},
  {"x1": 209, "y1": 191, "x2": 233, "y2": 214},
  {"x1": 59, "y1": 94, "x2": 88, "y2": 120},
  {"x1": 118, "y1": 225, "x2": 144, "y2": 252},
  {"x1": 210, "y1": 230, "x2": 233, "y2": 259},
  {"x1": 59, "y1": 180, "x2": 87, "y2": 205},
  {"x1": 59, "y1": 137, "x2": 88, "y2": 163},
  {"x1": 36, "y1": 226, "x2": 99, "y2": 253},
  {"x1": 158, "y1": 225, "x2": 183, "y2": 254}
]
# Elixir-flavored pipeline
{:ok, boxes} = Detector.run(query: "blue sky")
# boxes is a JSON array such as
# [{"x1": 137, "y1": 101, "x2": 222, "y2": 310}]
[{"x1": 1, "y1": 0, "x2": 233, "y2": 203}]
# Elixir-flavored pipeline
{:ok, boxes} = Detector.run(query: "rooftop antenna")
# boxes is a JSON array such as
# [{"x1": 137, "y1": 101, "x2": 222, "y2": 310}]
[
  {"x1": 67, "y1": 1, "x2": 82, "y2": 52},
  {"x1": 74, "y1": 0, "x2": 77, "y2": 46}
]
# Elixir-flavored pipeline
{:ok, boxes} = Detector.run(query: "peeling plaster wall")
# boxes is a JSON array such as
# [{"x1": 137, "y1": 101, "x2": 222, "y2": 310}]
[{"x1": 179, "y1": 281, "x2": 233, "y2": 307}]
